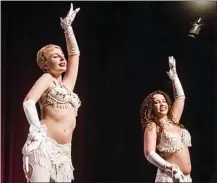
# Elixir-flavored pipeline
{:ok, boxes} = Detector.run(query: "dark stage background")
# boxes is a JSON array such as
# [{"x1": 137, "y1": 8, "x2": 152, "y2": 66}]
[{"x1": 2, "y1": 1, "x2": 217, "y2": 182}]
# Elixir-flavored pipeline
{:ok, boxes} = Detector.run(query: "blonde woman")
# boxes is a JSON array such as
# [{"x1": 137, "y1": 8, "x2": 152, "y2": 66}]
[{"x1": 22, "y1": 3, "x2": 81, "y2": 182}]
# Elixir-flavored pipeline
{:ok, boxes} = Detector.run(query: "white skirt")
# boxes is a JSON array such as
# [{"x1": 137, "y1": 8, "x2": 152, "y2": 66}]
[
  {"x1": 155, "y1": 167, "x2": 192, "y2": 182},
  {"x1": 22, "y1": 124, "x2": 74, "y2": 182}
]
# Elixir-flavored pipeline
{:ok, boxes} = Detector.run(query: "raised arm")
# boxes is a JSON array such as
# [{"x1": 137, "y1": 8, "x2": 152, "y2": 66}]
[
  {"x1": 60, "y1": 3, "x2": 80, "y2": 91},
  {"x1": 23, "y1": 73, "x2": 53, "y2": 127},
  {"x1": 166, "y1": 56, "x2": 185, "y2": 123},
  {"x1": 144, "y1": 123, "x2": 171, "y2": 170}
]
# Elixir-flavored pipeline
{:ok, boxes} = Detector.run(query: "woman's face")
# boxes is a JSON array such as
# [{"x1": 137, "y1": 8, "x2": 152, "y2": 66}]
[
  {"x1": 44, "y1": 48, "x2": 67, "y2": 74},
  {"x1": 152, "y1": 94, "x2": 169, "y2": 117}
]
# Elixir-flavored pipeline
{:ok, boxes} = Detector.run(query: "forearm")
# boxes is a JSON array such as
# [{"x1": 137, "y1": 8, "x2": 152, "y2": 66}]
[
  {"x1": 171, "y1": 75, "x2": 185, "y2": 100},
  {"x1": 167, "y1": 56, "x2": 185, "y2": 100},
  {"x1": 64, "y1": 26, "x2": 80, "y2": 56},
  {"x1": 146, "y1": 151, "x2": 186, "y2": 182},
  {"x1": 23, "y1": 99, "x2": 41, "y2": 127},
  {"x1": 60, "y1": 5, "x2": 80, "y2": 57},
  {"x1": 146, "y1": 151, "x2": 171, "y2": 170}
]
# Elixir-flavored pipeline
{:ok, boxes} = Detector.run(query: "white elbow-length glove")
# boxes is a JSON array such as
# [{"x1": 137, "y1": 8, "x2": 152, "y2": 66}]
[
  {"x1": 23, "y1": 99, "x2": 47, "y2": 141},
  {"x1": 147, "y1": 151, "x2": 185, "y2": 182},
  {"x1": 22, "y1": 99, "x2": 47, "y2": 172},
  {"x1": 166, "y1": 56, "x2": 185, "y2": 100},
  {"x1": 60, "y1": 3, "x2": 80, "y2": 56},
  {"x1": 23, "y1": 99, "x2": 47, "y2": 139},
  {"x1": 23, "y1": 99, "x2": 41, "y2": 127}
]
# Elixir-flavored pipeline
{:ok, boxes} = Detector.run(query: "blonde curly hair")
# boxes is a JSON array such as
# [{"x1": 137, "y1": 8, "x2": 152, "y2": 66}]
[{"x1": 36, "y1": 44, "x2": 62, "y2": 72}]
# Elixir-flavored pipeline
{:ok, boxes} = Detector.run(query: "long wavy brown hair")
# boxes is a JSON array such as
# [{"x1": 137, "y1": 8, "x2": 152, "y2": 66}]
[{"x1": 140, "y1": 90, "x2": 184, "y2": 132}]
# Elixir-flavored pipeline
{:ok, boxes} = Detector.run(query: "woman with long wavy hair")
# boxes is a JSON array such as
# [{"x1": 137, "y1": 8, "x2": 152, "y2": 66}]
[{"x1": 140, "y1": 56, "x2": 192, "y2": 182}]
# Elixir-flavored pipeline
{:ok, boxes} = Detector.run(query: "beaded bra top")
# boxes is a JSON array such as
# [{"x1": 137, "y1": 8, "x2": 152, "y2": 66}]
[
  {"x1": 156, "y1": 126, "x2": 192, "y2": 152},
  {"x1": 39, "y1": 80, "x2": 81, "y2": 116}
]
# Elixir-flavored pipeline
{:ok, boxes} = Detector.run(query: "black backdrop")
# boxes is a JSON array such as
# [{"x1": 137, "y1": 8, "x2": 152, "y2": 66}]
[{"x1": 2, "y1": 1, "x2": 217, "y2": 182}]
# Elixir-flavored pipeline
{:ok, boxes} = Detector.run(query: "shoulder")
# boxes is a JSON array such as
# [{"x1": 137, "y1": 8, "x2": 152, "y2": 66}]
[
  {"x1": 144, "y1": 122, "x2": 158, "y2": 140},
  {"x1": 36, "y1": 73, "x2": 53, "y2": 84},
  {"x1": 31, "y1": 73, "x2": 54, "y2": 90},
  {"x1": 145, "y1": 121, "x2": 162, "y2": 134},
  {"x1": 40, "y1": 73, "x2": 53, "y2": 80},
  {"x1": 24, "y1": 73, "x2": 54, "y2": 102},
  {"x1": 145, "y1": 122, "x2": 157, "y2": 132}
]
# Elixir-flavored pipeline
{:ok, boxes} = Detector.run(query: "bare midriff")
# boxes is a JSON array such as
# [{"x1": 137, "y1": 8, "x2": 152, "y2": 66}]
[
  {"x1": 162, "y1": 147, "x2": 191, "y2": 175},
  {"x1": 40, "y1": 104, "x2": 76, "y2": 144}
]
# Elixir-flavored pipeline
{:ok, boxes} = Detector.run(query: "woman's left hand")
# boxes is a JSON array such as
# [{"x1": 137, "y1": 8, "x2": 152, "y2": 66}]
[{"x1": 60, "y1": 3, "x2": 80, "y2": 30}]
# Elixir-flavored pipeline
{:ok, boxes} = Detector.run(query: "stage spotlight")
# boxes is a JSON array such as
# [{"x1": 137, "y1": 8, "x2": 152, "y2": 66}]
[{"x1": 188, "y1": 17, "x2": 204, "y2": 38}]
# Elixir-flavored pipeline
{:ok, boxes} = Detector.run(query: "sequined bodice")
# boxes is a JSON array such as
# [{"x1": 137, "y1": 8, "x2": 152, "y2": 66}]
[
  {"x1": 157, "y1": 128, "x2": 192, "y2": 152},
  {"x1": 39, "y1": 81, "x2": 81, "y2": 116}
]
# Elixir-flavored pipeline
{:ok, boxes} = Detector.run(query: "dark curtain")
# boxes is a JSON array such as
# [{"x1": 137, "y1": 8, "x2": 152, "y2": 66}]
[{"x1": 2, "y1": 2, "x2": 217, "y2": 182}]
